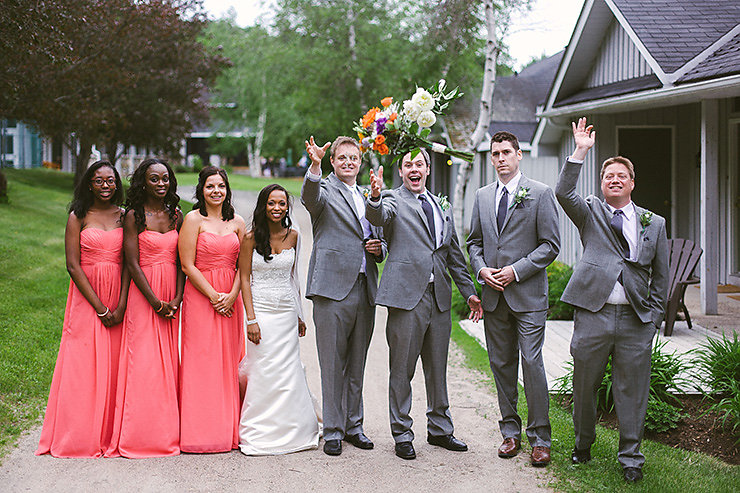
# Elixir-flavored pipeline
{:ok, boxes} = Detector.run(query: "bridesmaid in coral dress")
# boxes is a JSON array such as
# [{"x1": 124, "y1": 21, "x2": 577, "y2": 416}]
[
  {"x1": 36, "y1": 160, "x2": 130, "y2": 458},
  {"x1": 106, "y1": 158, "x2": 185, "y2": 458},
  {"x1": 178, "y1": 166, "x2": 246, "y2": 453}
]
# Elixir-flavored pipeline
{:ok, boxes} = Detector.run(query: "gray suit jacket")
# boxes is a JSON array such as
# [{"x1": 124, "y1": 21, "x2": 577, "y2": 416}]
[
  {"x1": 467, "y1": 175, "x2": 560, "y2": 312},
  {"x1": 365, "y1": 185, "x2": 476, "y2": 311},
  {"x1": 555, "y1": 160, "x2": 669, "y2": 327},
  {"x1": 301, "y1": 172, "x2": 384, "y2": 303}
]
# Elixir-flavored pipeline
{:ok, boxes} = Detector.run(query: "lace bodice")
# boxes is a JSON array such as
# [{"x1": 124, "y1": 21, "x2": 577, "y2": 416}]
[{"x1": 251, "y1": 248, "x2": 295, "y2": 301}]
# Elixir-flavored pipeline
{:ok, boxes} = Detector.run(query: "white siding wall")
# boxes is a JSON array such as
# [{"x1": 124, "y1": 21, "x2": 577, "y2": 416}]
[{"x1": 585, "y1": 20, "x2": 653, "y2": 88}]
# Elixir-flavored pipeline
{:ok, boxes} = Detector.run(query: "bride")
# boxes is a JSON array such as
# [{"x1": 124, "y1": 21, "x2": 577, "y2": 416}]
[{"x1": 237, "y1": 184, "x2": 320, "y2": 455}]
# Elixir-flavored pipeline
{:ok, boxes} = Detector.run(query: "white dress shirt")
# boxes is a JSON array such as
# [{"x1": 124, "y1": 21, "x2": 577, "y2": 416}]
[{"x1": 605, "y1": 201, "x2": 637, "y2": 304}]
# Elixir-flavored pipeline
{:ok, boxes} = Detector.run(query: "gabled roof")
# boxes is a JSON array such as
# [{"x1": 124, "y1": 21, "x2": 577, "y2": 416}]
[
  {"x1": 679, "y1": 32, "x2": 740, "y2": 83},
  {"x1": 487, "y1": 52, "x2": 563, "y2": 143}
]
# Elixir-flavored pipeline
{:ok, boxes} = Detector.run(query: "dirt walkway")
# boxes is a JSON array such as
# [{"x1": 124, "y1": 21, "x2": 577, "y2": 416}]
[{"x1": 0, "y1": 189, "x2": 552, "y2": 492}]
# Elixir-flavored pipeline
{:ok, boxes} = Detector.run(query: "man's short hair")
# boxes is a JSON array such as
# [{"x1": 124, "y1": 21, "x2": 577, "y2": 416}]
[
  {"x1": 330, "y1": 136, "x2": 360, "y2": 159},
  {"x1": 600, "y1": 156, "x2": 635, "y2": 180},
  {"x1": 403, "y1": 148, "x2": 431, "y2": 167},
  {"x1": 490, "y1": 131, "x2": 520, "y2": 151}
]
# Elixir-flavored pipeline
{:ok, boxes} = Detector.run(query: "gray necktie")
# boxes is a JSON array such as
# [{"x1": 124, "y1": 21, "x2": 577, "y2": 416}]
[
  {"x1": 419, "y1": 195, "x2": 436, "y2": 243},
  {"x1": 610, "y1": 209, "x2": 630, "y2": 256},
  {"x1": 497, "y1": 187, "x2": 508, "y2": 233}
]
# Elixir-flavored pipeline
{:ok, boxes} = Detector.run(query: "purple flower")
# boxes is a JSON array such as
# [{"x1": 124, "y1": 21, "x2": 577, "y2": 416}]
[{"x1": 375, "y1": 116, "x2": 388, "y2": 134}]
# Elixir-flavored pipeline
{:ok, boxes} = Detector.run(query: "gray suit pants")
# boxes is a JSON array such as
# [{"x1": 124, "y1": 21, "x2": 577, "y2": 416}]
[
  {"x1": 386, "y1": 284, "x2": 454, "y2": 443},
  {"x1": 571, "y1": 304, "x2": 654, "y2": 469},
  {"x1": 312, "y1": 274, "x2": 375, "y2": 441},
  {"x1": 484, "y1": 298, "x2": 551, "y2": 447}
]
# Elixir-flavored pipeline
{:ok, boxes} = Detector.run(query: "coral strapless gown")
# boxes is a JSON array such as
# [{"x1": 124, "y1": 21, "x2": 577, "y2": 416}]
[
  {"x1": 36, "y1": 228, "x2": 124, "y2": 458},
  {"x1": 105, "y1": 230, "x2": 180, "y2": 458},
  {"x1": 179, "y1": 232, "x2": 245, "y2": 453}
]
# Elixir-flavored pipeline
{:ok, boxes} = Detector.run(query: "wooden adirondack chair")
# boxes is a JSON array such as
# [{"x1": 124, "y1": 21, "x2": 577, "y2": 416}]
[{"x1": 663, "y1": 239, "x2": 703, "y2": 336}]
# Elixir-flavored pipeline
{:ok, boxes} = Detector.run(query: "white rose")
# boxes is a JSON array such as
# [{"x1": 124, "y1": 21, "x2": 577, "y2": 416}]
[
  {"x1": 417, "y1": 110, "x2": 437, "y2": 128},
  {"x1": 411, "y1": 88, "x2": 435, "y2": 111},
  {"x1": 403, "y1": 100, "x2": 422, "y2": 121}
]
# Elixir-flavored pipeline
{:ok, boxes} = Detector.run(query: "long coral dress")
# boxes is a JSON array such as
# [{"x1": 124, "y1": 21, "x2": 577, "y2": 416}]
[
  {"x1": 105, "y1": 229, "x2": 180, "y2": 458},
  {"x1": 36, "y1": 228, "x2": 124, "y2": 458},
  {"x1": 179, "y1": 231, "x2": 245, "y2": 453}
]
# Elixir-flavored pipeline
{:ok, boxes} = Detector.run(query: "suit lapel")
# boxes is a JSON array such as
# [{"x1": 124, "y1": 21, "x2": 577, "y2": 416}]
[
  {"x1": 633, "y1": 204, "x2": 652, "y2": 261},
  {"x1": 598, "y1": 200, "x2": 628, "y2": 258},
  {"x1": 329, "y1": 173, "x2": 362, "y2": 236},
  {"x1": 488, "y1": 185, "x2": 500, "y2": 239},
  {"x1": 428, "y1": 192, "x2": 450, "y2": 246}
]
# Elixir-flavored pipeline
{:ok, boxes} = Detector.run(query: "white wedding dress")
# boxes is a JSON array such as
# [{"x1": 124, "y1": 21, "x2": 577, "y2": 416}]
[{"x1": 238, "y1": 243, "x2": 321, "y2": 455}]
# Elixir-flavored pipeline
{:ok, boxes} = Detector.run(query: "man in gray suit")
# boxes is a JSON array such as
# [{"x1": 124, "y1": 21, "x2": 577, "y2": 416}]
[
  {"x1": 467, "y1": 131, "x2": 560, "y2": 467},
  {"x1": 366, "y1": 149, "x2": 482, "y2": 460},
  {"x1": 555, "y1": 118, "x2": 669, "y2": 483},
  {"x1": 302, "y1": 136, "x2": 385, "y2": 456}
]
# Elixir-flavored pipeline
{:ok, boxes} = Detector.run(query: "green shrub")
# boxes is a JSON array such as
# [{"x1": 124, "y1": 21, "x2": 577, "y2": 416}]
[
  {"x1": 191, "y1": 154, "x2": 204, "y2": 173},
  {"x1": 547, "y1": 261, "x2": 574, "y2": 320},
  {"x1": 553, "y1": 338, "x2": 687, "y2": 432},
  {"x1": 693, "y1": 332, "x2": 740, "y2": 441},
  {"x1": 173, "y1": 163, "x2": 191, "y2": 173}
]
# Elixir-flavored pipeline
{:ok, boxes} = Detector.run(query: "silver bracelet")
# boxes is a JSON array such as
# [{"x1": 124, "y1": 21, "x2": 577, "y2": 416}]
[
  {"x1": 97, "y1": 307, "x2": 110, "y2": 318},
  {"x1": 247, "y1": 319, "x2": 257, "y2": 325}
]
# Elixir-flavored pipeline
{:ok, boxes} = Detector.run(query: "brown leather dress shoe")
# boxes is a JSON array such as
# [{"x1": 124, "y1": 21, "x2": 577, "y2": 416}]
[
  {"x1": 530, "y1": 446, "x2": 551, "y2": 467},
  {"x1": 497, "y1": 438, "x2": 521, "y2": 458}
]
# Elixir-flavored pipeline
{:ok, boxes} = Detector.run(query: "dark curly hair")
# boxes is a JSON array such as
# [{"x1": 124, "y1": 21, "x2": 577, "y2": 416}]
[
  {"x1": 69, "y1": 160, "x2": 123, "y2": 218},
  {"x1": 252, "y1": 184, "x2": 292, "y2": 262},
  {"x1": 124, "y1": 158, "x2": 180, "y2": 231},
  {"x1": 192, "y1": 166, "x2": 234, "y2": 220}
]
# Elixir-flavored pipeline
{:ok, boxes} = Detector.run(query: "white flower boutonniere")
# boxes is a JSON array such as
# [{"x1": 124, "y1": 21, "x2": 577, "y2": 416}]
[
  {"x1": 639, "y1": 211, "x2": 653, "y2": 234},
  {"x1": 436, "y1": 193, "x2": 451, "y2": 211},
  {"x1": 510, "y1": 187, "x2": 530, "y2": 208},
  {"x1": 361, "y1": 187, "x2": 370, "y2": 199}
]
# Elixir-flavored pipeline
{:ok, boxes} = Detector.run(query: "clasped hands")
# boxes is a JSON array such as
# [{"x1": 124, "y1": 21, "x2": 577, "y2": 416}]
[
  {"x1": 479, "y1": 265, "x2": 516, "y2": 292},
  {"x1": 154, "y1": 299, "x2": 180, "y2": 319},
  {"x1": 210, "y1": 292, "x2": 236, "y2": 318}
]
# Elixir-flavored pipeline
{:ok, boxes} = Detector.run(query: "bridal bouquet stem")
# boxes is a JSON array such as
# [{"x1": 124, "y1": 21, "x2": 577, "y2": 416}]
[{"x1": 353, "y1": 79, "x2": 474, "y2": 163}]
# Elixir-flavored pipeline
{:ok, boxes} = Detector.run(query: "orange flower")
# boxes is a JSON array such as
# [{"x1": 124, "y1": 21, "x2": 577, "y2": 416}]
[
  {"x1": 361, "y1": 107, "x2": 379, "y2": 128},
  {"x1": 389, "y1": 112, "x2": 397, "y2": 122},
  {"x1": 379, "y1": 144, "x2": 390, "y2": 155},
  {"x1": 381, "y1": 97, "x2": 393, "y2": 107},
  {"x1": 358, "y1": 132, "x2": 364, "y2": 142},
  {"x1": 374, "y1": 134, "x2": 386, "y2": 145}
]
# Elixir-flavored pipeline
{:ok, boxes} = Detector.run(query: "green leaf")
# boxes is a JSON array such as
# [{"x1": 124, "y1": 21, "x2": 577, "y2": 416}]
[{"x1": 421, "y1": 128, "x2": 431, "y2": 139}]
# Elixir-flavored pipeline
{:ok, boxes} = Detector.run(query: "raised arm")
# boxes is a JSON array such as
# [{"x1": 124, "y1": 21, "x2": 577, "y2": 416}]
[
  {"x1": 300, "y1": 136, "x2": 331, "y2": 215},
  {"x1": 555, "y1": 117, "x2": 595, "y2": 229},
  {"x1": 365, "y1": 166, "x2": 397, "y2": 227},
  {"x1": 64, "y1": 213, "x2": 117, "y2": 326}
]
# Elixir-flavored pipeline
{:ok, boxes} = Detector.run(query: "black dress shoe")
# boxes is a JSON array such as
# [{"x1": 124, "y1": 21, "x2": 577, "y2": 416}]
[
  {"x1": 427, "y1": 434, "x2": 468, "y2": 452},
  {"x1": 623, "y1": 467, "x2": 643, "y2": 483},
  {"x1": 571, "y1": 448, "x2": 591, "y2": 464},
  {"x1": 344, "y1": 433, "x2": 374, "y2": 450},
  {"x1": 323, "y1": 439, "x2": 342, "y2": 456},
  {"x1": 395, "y1": 441, "x2": 416, "y2": 460}
]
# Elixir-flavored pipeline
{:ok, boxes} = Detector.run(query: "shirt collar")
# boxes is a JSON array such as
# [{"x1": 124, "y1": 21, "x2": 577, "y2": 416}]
[
  {"x1": 497, "y1": 171, "x2": 522, "y2": 195},
  {"x1": 606, "y1": 201, "x2": 635, "y2": 220},
  {"x1": 340, "y1": 180, "x2": 359, "y2": 194}
]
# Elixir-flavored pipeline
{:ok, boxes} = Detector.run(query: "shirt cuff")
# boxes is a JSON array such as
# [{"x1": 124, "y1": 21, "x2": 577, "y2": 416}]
[
  {"x1": 568, "y1": 156, "x2": 585, "y2": 164},
  {"x1": 476, "y1": 267, "x2": 485, "y2": 282},
  {"x1": 511, "y1": 265, "x2": 519, "y2": 282},
  {"x1": 306, "y1": 169, "x2": 321, "y2": 181}
]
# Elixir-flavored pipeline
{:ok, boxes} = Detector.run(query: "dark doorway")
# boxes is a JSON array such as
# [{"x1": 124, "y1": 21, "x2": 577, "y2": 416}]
[{"x1": 617, "y1": 127, "x2": 672, "y2": 235}]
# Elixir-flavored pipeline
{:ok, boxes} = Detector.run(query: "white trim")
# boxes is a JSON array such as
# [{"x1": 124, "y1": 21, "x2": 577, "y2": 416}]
[
  {"x1": 668, "y1": 23, "x2": 740, "y2": 83},
  {"x1": 544, "y1": 0, "x2": 595, "y2": 111},
  {"x1": 603, "y1": 0, "x2": 670, "y2": 85},
  {"x1": 188, "y1": 131, "x2": 246, "y2": 139},
  {"x1": 539, "y1": 74, "x2": 740, "y2": 117},
  {"x1": 729, "y1": 119, "x2": 740, "y2": 277}
]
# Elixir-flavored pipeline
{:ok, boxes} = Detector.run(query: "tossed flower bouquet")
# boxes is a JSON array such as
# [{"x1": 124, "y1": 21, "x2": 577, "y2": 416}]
[{"x1": 353, "y1": 79, "x2": 474, "y2": 163}]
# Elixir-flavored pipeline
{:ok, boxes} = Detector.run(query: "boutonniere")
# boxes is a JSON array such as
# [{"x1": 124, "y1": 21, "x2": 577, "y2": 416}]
[
  {"x1": 510, "y1": 187, "x2": 530, "y2": 208},
  {"x1": 436, "y1": 193, "x2": 451, "y2": 211},
  {"x1": 360, "y1": 187, "x2": 370, "y2": 199},
  {"x1": 639, "y1": 211, "x2": 653, "y2": 234}
]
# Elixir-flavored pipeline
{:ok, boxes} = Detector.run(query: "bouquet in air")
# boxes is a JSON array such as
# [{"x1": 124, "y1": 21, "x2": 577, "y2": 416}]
[{"x1": 353, "y1": 79, "x2": 474, "y2": 163}]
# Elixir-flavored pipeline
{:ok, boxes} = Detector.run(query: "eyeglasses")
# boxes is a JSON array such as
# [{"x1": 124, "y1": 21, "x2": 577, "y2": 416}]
[
  {"x1": 92, "y1": 178, "x2": 117, "y2": 186},
  {"x1": 335, "y1": 154, "x2": 360, "y2": 163}
]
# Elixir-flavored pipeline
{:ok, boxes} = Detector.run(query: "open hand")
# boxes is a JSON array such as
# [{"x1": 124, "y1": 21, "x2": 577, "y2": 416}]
[
  {"x1": 304, "y1": 136, "x2": 331, "y2": 167},
  {"x1": 572, "y1": 117, "x2": 595, "y2": 156},
  {"x1": 369, "y1": 166, "x2": 384, "y2": 198},
  {"x1": 468, "y1": 295, "x2": 483, "y2": 322}
]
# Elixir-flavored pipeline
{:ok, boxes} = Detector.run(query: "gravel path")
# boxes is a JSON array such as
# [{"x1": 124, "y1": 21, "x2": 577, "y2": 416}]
[{"x1": 0, "y1": 188, "x2": 552, "y2": 492}]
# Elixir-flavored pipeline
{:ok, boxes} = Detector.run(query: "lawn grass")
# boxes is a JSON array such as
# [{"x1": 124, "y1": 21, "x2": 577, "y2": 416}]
[
  {"x1": 176, "y1": 171, "x2": 304, "y2": 198},
  {"x1": 450, "y1": 320, "x2": 740, "y2": 492},
  {"x1": 0, "y1": 168, "x2": 193, "y2": 459}
]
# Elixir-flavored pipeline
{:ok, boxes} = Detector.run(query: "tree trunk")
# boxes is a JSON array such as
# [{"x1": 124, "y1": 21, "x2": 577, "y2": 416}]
[
  {"x1": 452, "y1": 0, "x2": 499, "y2": 243},
  {"x1": 348, "y1": 6, "x2": 365, "y2": 110},
  {"x1": 73, "y1": 136, "x2": 93, "y2": 186},
  {"x1": 249, "y1": 80, "x2": 267, "y2": 178}
]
